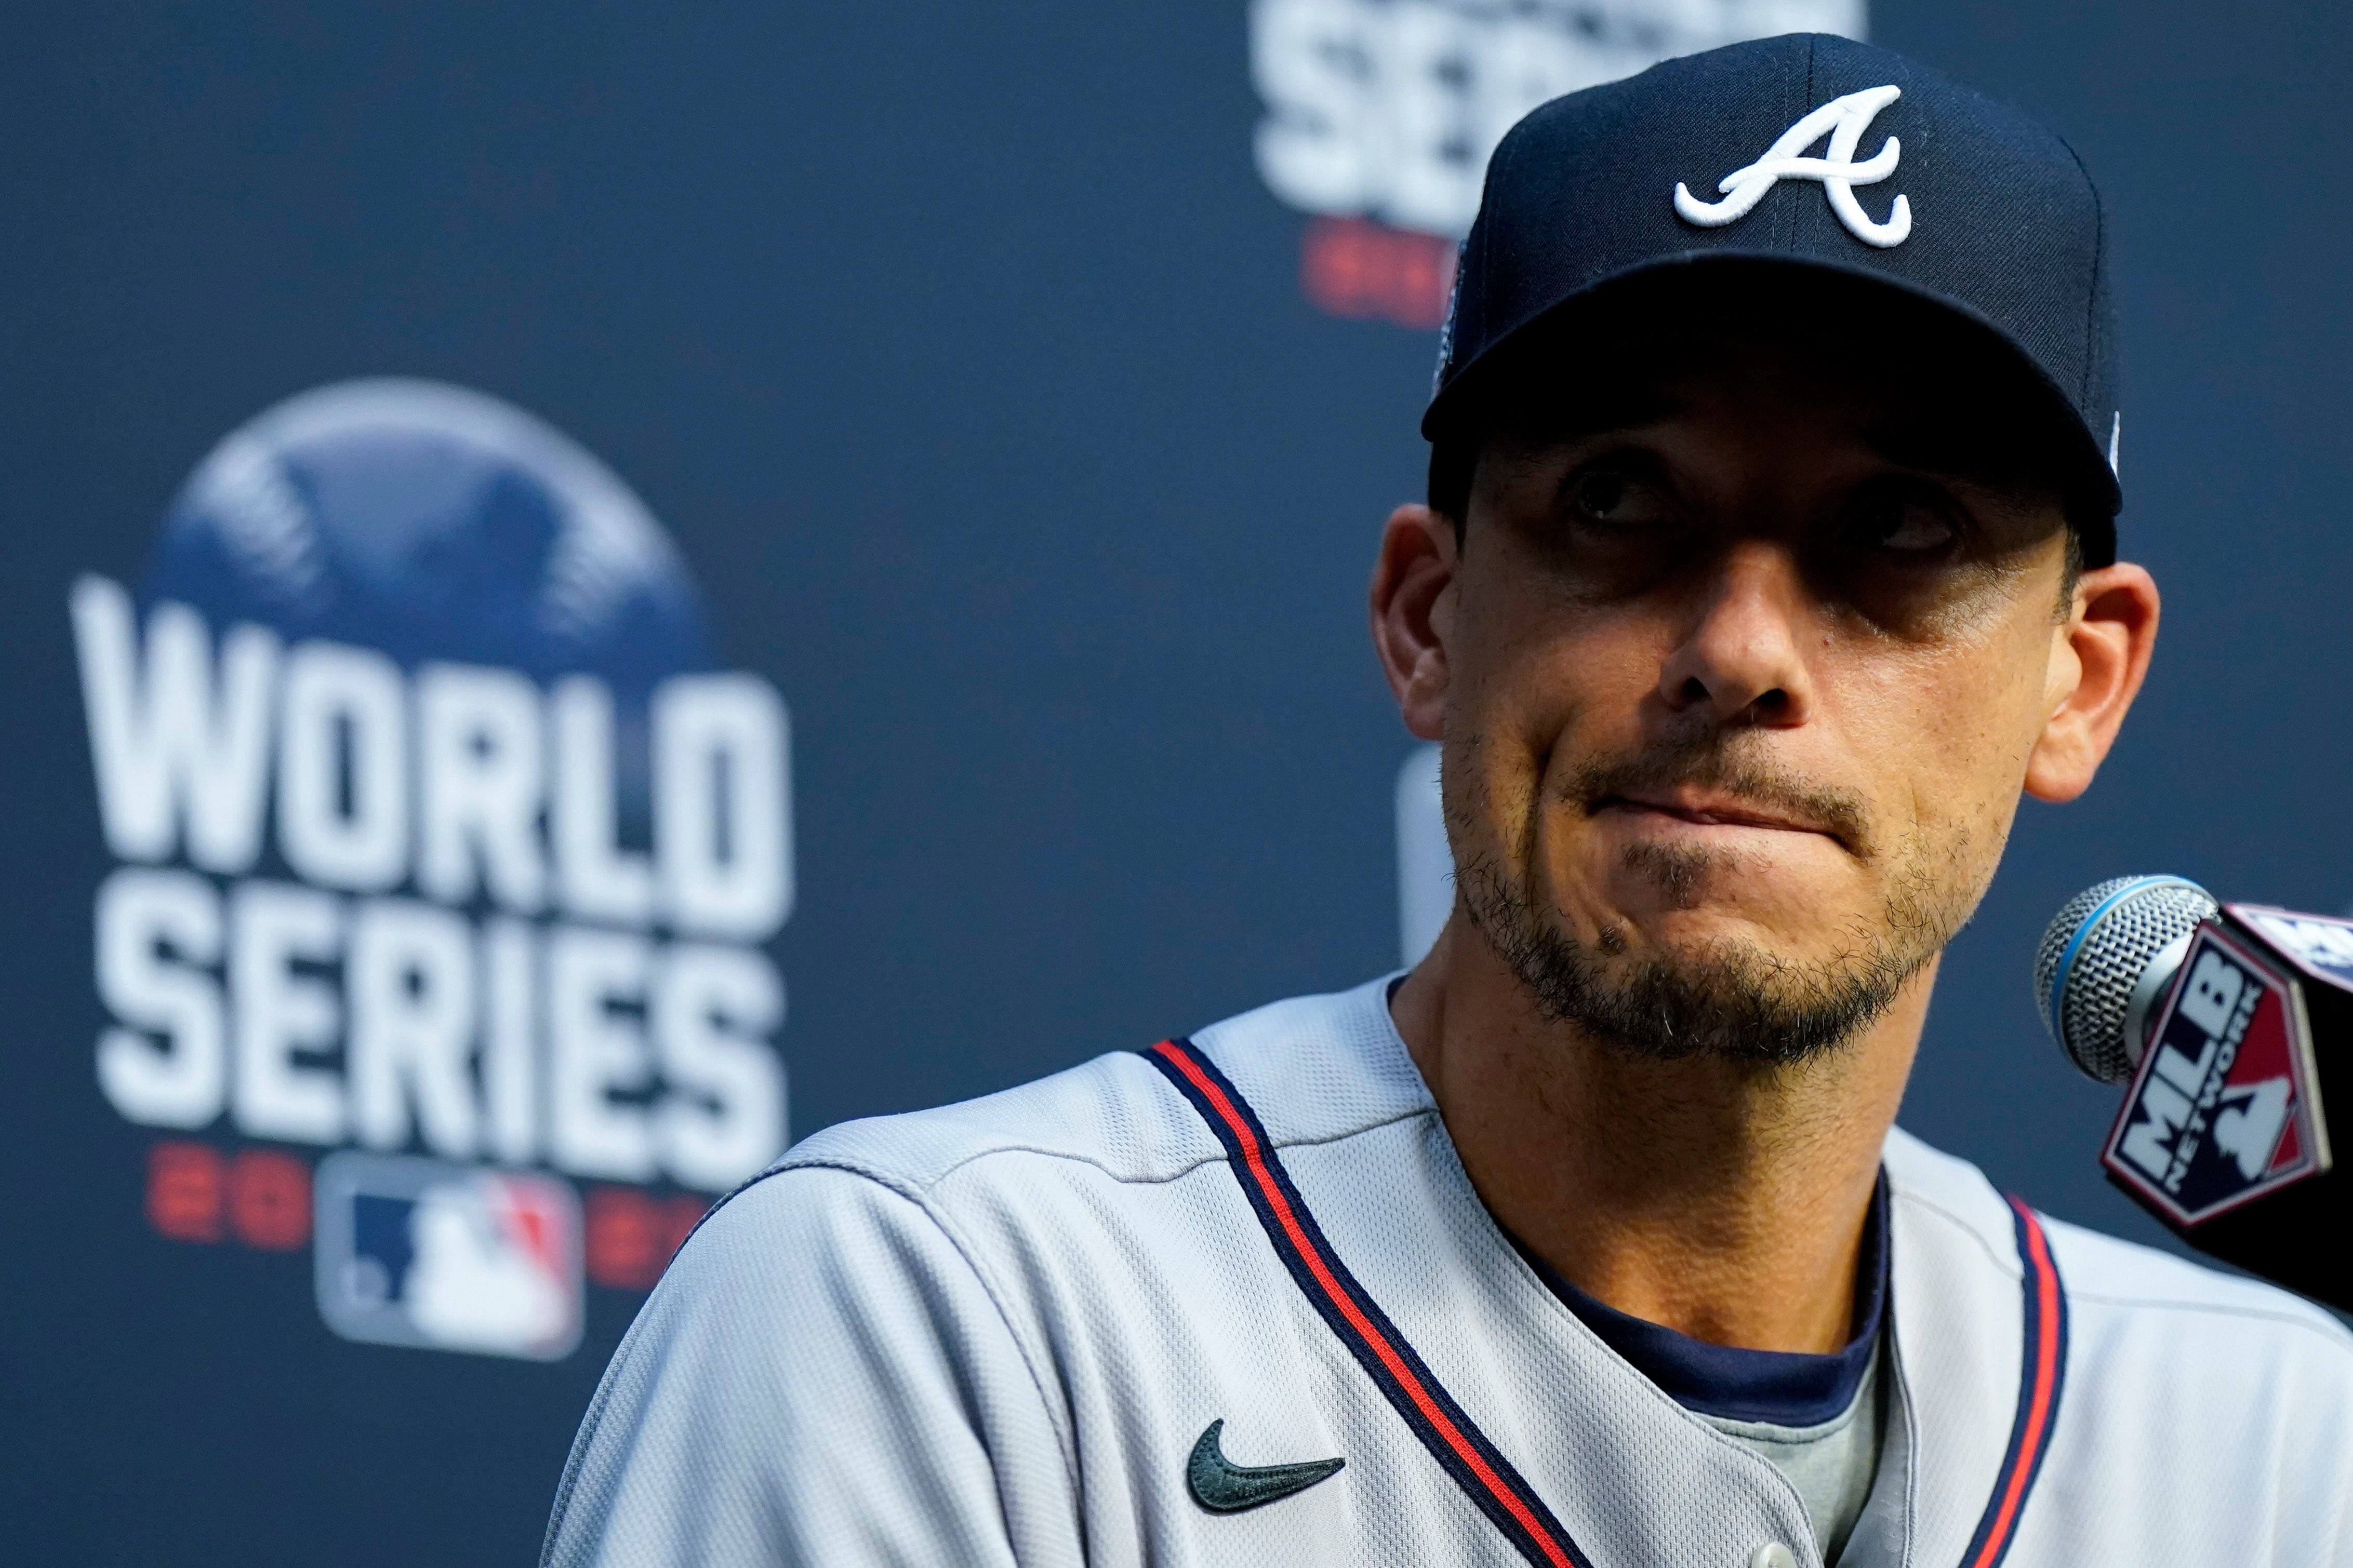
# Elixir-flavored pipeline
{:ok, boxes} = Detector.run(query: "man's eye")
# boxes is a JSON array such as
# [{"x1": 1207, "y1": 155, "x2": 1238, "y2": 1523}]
[
  {"x1": 1858, "y1": 494, "x2": 1959, "y2": 555},
  {"x1": 1568, "y1": 467, "x2": 1665, "y2": 528}
]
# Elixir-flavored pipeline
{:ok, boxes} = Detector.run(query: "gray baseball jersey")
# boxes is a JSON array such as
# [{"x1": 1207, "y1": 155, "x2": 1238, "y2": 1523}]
[{"x1": 543, "y1": 976, "x2": 2353, "y2": 1566}]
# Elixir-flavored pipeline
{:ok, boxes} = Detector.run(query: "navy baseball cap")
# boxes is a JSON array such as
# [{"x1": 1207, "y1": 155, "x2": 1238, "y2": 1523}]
[{"x1": 1426, "y1": 33, "x2": 2122, "y2": 565}]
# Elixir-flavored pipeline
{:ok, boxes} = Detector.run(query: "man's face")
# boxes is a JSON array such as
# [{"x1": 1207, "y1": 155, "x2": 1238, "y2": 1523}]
[{"x1": 1438, "y1": 328, "x2": 2078, "y2": 1064}]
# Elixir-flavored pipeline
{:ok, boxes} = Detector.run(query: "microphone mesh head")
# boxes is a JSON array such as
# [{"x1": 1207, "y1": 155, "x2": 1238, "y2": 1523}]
[{"x1": 2033, "y1": 875, "x2": 2216, "y2": 1084}]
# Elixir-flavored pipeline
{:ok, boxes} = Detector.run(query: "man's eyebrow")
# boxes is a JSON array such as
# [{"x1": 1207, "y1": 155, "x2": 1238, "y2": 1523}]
[{"x1": 1858, "y1": 420, "x2": 2042, "y2": 495}]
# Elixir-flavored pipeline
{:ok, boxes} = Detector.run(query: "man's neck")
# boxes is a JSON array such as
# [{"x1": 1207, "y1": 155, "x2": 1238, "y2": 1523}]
[{"x1": 1390, "y1": 914, "x2": 1929, "y2": 1356}]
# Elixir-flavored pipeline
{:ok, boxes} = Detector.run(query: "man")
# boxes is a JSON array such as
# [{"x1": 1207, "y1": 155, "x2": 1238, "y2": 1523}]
[{"x1": 544, "y1": 34, "x2": 2353, "y2": 1568}]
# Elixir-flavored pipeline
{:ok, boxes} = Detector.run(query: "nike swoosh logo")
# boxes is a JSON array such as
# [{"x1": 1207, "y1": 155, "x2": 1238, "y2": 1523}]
[{"x1": 1186, "y1": 1419, "x2": 1345, "y2": 1513}]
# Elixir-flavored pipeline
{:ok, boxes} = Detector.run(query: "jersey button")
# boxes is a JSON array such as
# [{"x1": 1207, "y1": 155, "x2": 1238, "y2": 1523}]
[{"x1": 1748, "y1": 1545, "x2": 1799, "y2": 1568}]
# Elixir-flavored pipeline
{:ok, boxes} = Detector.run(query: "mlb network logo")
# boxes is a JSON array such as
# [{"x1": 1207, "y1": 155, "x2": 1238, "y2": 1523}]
[
  {"x1": 2104, "y1": 924, "x2": 2325, "y2": 1227},
  {"x1": 315, "y1": 1151, "x2": 583, "y2": 1361}
]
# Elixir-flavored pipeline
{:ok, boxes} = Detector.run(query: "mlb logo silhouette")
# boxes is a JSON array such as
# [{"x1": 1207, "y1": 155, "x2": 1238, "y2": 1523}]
[{"x1": 314, "y1": 1151, "x2": 583, "y2": 1360}]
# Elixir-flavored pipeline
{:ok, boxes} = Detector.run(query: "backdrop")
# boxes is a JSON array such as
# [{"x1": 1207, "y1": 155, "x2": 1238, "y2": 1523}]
[{"x1": 6, "y1": 3, "x2": 2351, "y2": 1562}]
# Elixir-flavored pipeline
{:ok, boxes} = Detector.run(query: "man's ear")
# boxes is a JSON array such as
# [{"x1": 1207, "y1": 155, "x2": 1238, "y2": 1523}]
[
  {"x1": 2024, "y1": 561, "x2": 2161, "y2": 802},
  {"x1": 1370, "y1": 503, "x2": 1458, "y2": 742}
]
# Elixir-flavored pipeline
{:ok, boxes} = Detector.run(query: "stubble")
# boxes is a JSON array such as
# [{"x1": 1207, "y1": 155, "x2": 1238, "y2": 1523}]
[{"x1": 1447, "y1": 731, "x2": 1980, "y2": 1067}]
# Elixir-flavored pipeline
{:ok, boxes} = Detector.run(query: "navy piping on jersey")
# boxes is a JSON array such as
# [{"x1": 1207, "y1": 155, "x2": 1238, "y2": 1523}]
[
  {"x1": 1145, "y1": 1034, "x2": 2070, "y2": 1568},
  {"x1": 1507, "y1": 1177, "x2": 1889, "y2": 1426}
]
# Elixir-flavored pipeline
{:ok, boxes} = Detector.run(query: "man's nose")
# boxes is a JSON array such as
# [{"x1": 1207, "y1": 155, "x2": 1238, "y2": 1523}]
[{"x1": 1655, "y1": 543, "x2": 1816, "y2": 727}]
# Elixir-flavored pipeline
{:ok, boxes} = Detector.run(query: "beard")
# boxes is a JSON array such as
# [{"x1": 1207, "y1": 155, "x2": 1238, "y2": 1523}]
[{"x1": 1448, "y1": 731, "x2": 1982, "y2": 1067}]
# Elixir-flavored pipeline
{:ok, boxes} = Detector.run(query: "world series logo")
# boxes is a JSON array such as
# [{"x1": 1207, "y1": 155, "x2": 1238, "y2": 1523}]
[{"x1": 73, "y1": 379, "x2": 793, "y2": 1359}]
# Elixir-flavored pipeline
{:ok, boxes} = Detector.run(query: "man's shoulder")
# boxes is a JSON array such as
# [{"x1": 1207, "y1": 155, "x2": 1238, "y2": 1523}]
[
  {"x1": 1885, "y1": 1125, "x2": 2353, "y2": 1369},
  {"x1": 772, "y1": 1047, "x2": 1198, "y2": 1197},
  {"x1": 2042, "y1": 1212, "x2": 2352, "y2": 1345},
  {"x1": 737, "y1": 975, "x2": 1423, "y2": 1209}
]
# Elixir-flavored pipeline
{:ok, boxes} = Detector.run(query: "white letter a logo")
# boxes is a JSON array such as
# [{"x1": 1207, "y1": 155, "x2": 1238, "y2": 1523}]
[{"x1": 1674, "y1": 85, "x2": 1912, "y2": 248}]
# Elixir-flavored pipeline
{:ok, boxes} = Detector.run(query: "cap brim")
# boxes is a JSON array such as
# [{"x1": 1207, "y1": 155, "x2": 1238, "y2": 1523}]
[{"x1": 1421, "y1": 251, "x2": 2121, "y2": 564}]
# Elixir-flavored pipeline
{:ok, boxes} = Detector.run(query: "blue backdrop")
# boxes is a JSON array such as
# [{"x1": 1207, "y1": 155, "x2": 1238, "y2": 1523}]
[{"x1": 5, "y1": 3, "x2": 2351, "y2": 1561}]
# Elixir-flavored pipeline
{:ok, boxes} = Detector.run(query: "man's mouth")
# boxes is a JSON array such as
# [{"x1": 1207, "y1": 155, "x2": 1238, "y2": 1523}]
[
  {"x1": 1565, "y1": 740, "x2": 1874, "y2": 857},
  {"x1": 1594, "y1": 787, "x2": 1842, "y2": 843}
]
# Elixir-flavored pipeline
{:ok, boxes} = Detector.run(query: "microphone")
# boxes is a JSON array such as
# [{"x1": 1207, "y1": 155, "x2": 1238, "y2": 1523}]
[{"x1": 2036, "y1": 876, "x2": 2353, "y2": 1309}]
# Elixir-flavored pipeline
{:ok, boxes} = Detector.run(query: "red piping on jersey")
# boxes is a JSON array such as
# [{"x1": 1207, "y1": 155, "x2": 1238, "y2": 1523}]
[
  {"x1": 1148, "y1": 1039, "x2": 1577, "y2": 1568},
  {"x1": 1960, "y1": 1196, "x2": 2068, "y2": 1568}
]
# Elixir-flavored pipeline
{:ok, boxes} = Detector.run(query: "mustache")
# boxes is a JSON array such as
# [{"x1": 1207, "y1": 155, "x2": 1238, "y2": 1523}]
[{"x1": 1563, "y1": 733, "x2": 1876, "y2": 856}]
